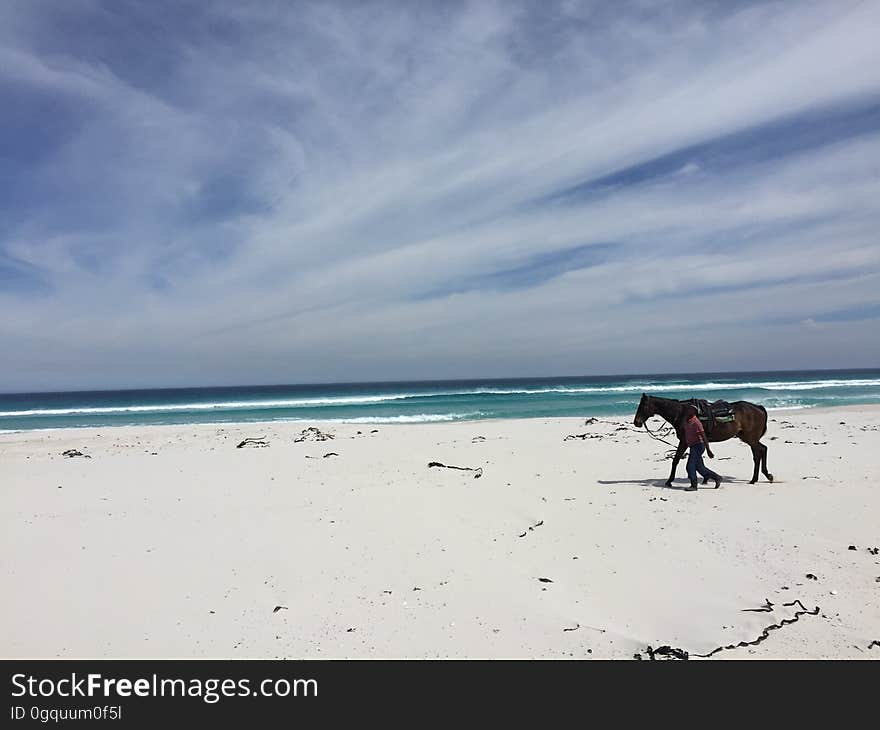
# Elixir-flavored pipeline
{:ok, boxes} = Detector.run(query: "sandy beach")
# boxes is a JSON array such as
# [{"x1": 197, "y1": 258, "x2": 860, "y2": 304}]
[{"x1": 2, "y1": 407, "x2": 878, "y2": 660}]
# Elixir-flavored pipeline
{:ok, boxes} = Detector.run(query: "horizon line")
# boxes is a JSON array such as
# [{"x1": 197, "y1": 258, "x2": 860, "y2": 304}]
[{"x1": 2, "y1": 366, "x2": 878, "y2": 397}]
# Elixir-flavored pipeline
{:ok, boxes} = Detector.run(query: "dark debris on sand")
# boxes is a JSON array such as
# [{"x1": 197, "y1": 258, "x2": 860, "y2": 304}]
[
  {"x1": 564, "y1": 432, "x2": 604, "y2": 441},
  {"x1": 634, "y1": 599, "x2": 820, "y2": 660},
  {"x1": 428, "y1": 461, "x2": 483, "y2": 479},
  {"x1": 518, "y1": 520, "x2": 544, "y2": 538},
  {"x1": 62, "y1": 449, "x2": 91, "y2": 458},
  {"x1": 294, "y1": 427, "x2": 335, "y2": 443}
]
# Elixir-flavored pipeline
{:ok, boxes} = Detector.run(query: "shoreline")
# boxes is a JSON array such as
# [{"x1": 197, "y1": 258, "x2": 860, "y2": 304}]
[{"x1": 3, "y1": 405, "x2": 879, "y2": 659}]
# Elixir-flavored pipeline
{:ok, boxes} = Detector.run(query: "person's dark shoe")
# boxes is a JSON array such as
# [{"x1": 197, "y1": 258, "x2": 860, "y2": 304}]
[{"x1": 686, "y1": 482, "x2": 698, "y2": 491}]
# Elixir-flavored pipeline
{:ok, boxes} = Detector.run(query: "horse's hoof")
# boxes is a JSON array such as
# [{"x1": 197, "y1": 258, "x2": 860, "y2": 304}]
[
  {"x1": 664, "y1": 481, "x2": 672, "y2": 488},
  {"x1": 749, "y1": 479, "x2": 757, "y2": 484},
  {"x1": 767, "y1": 474, "x2": 774, "y2": 483}
]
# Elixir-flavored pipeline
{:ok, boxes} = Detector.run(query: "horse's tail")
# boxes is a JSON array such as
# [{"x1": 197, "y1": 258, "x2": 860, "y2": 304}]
[{"x1": 758, "y1": 405, "x2": 768, "y2": 438}]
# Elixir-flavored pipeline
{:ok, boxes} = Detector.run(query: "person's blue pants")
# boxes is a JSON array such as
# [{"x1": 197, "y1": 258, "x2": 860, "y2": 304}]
[{"x1": 686, "y1": 442, "x2": 720, "y2": 484}]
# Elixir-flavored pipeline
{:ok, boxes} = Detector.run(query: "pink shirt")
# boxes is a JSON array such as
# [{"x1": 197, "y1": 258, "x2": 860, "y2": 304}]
[{"x1": 684, "y1": 417, "x2": 706, "y2": 447}]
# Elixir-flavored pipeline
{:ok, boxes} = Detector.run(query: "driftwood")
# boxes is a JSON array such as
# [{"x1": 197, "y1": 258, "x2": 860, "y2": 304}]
[
  {"x1": 236, "y1": 437, "x2": 268, "y2": 448},
  {"x1": 294, "y1": 427, "x2": 334, "y2": 443},
  {"x1": 427, "y1": 461, "x2": 483, "y2": 479}
]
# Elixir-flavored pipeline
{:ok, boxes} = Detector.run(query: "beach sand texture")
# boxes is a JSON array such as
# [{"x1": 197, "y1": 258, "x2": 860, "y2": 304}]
[{"x1": 2, "y1": 407, "x2": 878, "y2": 659}]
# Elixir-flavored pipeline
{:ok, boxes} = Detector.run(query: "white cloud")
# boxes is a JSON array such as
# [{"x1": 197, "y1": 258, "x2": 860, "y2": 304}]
[{"x1": 1, "y1": 0, "x2": 879, "y2": 390}]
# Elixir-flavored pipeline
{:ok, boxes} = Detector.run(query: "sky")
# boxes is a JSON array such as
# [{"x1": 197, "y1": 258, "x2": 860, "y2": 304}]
[{"x1": 1, "y1": 0, "x2": 879, "y2": 392}]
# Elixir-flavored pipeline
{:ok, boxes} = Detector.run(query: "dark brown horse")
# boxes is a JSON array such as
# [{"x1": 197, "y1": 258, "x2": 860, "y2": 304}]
[{"x1": 633, "y1": 394, "x2": 773, "y2": 486}]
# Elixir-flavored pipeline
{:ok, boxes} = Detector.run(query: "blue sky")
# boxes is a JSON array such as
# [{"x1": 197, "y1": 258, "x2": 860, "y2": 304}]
[{"x1": 1, "y1": 0, "x2": 879, "y2": 391}]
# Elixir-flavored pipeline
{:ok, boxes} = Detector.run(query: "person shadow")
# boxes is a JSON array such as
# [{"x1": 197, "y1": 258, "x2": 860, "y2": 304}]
[{"x1": 597, "y1": 476, "x2": 742, "y2": 490}]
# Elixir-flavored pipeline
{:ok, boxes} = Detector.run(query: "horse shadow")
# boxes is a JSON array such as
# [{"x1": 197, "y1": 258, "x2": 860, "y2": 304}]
[{"x1": 597, "y1": 476, "x2": 746, "y2": 491}]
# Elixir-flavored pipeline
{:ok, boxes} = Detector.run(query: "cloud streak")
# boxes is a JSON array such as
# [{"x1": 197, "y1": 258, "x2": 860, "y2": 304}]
[{"x1": 1, "y1": 0, "x2": 879, "y2": 390}]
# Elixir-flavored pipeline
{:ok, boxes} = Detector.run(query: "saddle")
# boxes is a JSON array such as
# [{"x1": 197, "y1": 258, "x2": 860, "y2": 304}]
[{"x1": 683, "y1": 398, "x2": 735, "y2": 434}]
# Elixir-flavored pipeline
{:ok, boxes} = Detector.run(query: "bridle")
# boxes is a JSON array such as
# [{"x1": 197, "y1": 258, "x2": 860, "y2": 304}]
[{"x1": 638, "y1": 395, "x2": 678, "y2": 446}]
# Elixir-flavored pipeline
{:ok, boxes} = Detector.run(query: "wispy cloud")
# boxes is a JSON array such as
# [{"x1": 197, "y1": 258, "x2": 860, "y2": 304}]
[{"x1": 1, "y1": 0, "x2": 879, "y2": 390}]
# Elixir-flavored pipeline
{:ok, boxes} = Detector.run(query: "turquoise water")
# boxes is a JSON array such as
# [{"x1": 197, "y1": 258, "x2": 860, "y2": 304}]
[{"x1": 0, "y1": 370, "x2": 878, "y2": 431}]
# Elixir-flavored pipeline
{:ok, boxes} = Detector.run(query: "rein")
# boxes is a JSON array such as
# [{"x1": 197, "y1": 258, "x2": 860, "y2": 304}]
[
  {"x1": 638, "y1": 395, "x2": 683, "y2": 448},
  {"x1": 643, "y1": 420, "x2": 677, "y2": 447}
]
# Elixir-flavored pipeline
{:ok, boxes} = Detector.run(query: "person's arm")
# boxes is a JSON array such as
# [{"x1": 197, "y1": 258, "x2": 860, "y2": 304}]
[{"x1": 701, "y1": 429, "x2": 714, "y2": 459}]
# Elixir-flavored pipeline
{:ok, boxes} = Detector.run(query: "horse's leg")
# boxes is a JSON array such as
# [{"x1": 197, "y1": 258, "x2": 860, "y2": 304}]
[
  {"x1": 749, "y1": 444, "x2": 760, "y2": 484},
  {"x1": 666, "y1": 440, "x2": 686, "y2": 487},
  {"x1": 760, "y1": 442, "x2": 773, "y2": 482}
]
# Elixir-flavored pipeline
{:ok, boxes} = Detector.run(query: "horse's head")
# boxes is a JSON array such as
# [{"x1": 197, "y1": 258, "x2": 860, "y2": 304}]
[{"x1": 633, "y1": 393, "x2": 653, "y2": 427}]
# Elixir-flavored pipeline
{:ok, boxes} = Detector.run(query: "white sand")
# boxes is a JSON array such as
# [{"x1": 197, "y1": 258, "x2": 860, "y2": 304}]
[{"x1": 2, "y1": 407, "x2": 878, "y2": 659}]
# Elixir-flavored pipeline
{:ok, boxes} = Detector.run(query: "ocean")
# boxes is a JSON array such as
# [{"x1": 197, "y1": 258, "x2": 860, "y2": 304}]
[{"x1": 1, "y1": 369, "x2": 878, "y2": 432}]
